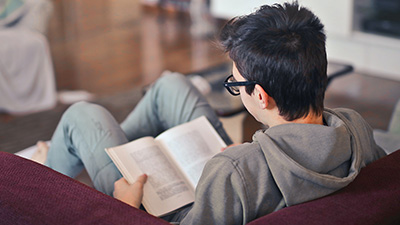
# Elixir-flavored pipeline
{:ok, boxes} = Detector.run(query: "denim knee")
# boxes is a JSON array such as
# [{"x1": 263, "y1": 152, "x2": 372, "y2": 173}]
[
  {"x1": 61, "y1": 101, "x2": 103, "y2": 124},
  {"x1": 154, "y1": 72, "x2": 195, "y2": 96},
  {"x1": 158, "y1": 72, "x2": 190, "y2": 86}
]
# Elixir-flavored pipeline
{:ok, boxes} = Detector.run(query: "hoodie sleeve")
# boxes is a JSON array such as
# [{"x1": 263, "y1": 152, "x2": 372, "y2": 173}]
[{"x1": 179, "y1": 156, "x2": 250, "y2": 225}]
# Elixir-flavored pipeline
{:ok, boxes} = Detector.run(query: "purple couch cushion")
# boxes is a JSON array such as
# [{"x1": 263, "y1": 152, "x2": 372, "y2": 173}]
[
  {"x1": 249, "y1": 150, "x2": 400, "y2": 225},
  {"x1": 0, "y1": 152, "x2": 169, "y2": 225}
]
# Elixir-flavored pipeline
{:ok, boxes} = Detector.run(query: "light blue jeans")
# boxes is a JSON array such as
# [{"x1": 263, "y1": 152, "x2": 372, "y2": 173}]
[{"x1": 45, "y1": 73, "x2": 232, "y2": 196}]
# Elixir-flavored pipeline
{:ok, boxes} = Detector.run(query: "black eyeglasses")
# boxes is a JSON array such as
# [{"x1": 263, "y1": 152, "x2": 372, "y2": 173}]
[{"x1": 223, "y1": 74, "x2": 258, "y2": 96}]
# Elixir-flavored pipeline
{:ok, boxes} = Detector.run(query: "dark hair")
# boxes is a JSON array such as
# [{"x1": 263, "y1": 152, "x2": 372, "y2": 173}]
[{"x1": 219, "y1": 2, "x2": 327, "y2": 121}]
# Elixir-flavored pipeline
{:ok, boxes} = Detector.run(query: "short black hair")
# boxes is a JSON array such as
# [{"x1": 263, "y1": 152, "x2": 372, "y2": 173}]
[{"x1": 219, "y1": 2, "x2": 327, "y2": 121}]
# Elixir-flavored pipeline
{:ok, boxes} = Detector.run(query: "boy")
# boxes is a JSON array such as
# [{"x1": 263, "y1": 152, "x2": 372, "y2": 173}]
[{"x1": 40, "y1": 2, "x2": 385, "y2": 224}]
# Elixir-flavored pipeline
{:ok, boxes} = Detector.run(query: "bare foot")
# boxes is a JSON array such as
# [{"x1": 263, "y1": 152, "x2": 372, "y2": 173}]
[{"x1": 31, "y1": 141, "x2": 49, "y2": 164}]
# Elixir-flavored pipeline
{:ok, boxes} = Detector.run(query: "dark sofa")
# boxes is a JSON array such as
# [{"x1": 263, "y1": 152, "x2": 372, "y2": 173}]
[{"x1": 1, "y1": 150, "x2": 399, "y2": 224}]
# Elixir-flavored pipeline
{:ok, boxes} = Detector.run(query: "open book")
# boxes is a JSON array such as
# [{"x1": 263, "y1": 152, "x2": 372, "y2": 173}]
[{"x1": 105, "y1": 116, "x2": 227, "y2": 217}]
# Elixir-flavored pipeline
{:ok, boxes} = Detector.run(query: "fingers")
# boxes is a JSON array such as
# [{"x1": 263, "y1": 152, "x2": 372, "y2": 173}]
[{"x1": 113, "y1": 174, "x2": 147, "y2": 208}]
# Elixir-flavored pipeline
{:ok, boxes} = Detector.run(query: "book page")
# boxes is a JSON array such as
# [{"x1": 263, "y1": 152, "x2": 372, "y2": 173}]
[
  {"x1": 105, "y1": 137, "x2": 194, "y2": 217},
  {"x1": 156, "y1": 116, "x2": 226, "y2": 188}
]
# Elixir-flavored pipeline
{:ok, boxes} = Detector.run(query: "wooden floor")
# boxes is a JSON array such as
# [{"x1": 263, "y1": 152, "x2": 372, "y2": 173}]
[{"x1": 48, "y1": 0, "x2": 229, "y2": 96}]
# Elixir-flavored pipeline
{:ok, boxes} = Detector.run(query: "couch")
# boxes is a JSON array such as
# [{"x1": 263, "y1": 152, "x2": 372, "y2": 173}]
[{"x1": 1, "y1": 150, "x2": 399, "y2": 224}]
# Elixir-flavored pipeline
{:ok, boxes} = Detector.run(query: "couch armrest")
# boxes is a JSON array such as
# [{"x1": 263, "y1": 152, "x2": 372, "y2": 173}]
[
  {"x1": 249, "y1": 150, "x2": 400, "y2": 225},
  {"x1": 0, "y1": 152, "x2": 169, "y2": 225}
]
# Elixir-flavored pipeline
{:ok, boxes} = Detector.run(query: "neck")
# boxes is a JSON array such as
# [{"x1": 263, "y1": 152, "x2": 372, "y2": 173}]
[
  {"x1": 267, "y1": 111, "x2": 324, "y2": 127},
  {"x1": 292, "y1": 114, "x2": 324, "y2": 125}
]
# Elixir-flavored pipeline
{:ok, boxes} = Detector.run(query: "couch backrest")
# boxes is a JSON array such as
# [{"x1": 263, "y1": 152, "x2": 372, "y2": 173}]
[{"x1": 249, "y1": 150, "x2": 400, "y2": 225}]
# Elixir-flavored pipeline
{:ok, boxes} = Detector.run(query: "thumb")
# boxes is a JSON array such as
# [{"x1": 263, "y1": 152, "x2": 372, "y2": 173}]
[{"x1": 136, "y1": 174, "x2": 148, "y2": 185}]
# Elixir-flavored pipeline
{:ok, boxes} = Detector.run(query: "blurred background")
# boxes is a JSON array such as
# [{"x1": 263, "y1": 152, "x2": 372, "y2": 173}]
[{"x1": 0, "y1": 0, "x2": 399, "y2": 154}]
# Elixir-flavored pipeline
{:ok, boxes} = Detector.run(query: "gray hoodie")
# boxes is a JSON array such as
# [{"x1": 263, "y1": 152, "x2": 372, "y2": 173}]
[{"x1": 173, "y1": 108, "x2": 385, "y2": 225}]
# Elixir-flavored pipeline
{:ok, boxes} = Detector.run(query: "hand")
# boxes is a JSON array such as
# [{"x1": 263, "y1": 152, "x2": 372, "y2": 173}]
[
  {"x1": 113, "y1": 174, "x2": 148, "y2": 208},
  {"x1": 221, "y1": 143, "x2": 242, "y2": 151}
]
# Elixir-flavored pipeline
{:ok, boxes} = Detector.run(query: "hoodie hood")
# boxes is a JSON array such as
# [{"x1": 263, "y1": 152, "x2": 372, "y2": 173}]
[{"x1": 254, "y1": 109, "x2": 365, "y2": 206}]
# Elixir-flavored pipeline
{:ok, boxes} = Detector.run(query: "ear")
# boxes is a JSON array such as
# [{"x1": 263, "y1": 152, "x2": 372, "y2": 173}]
[{"x1": 253, "y1": 84, "x2": 269, "y2": 109}]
